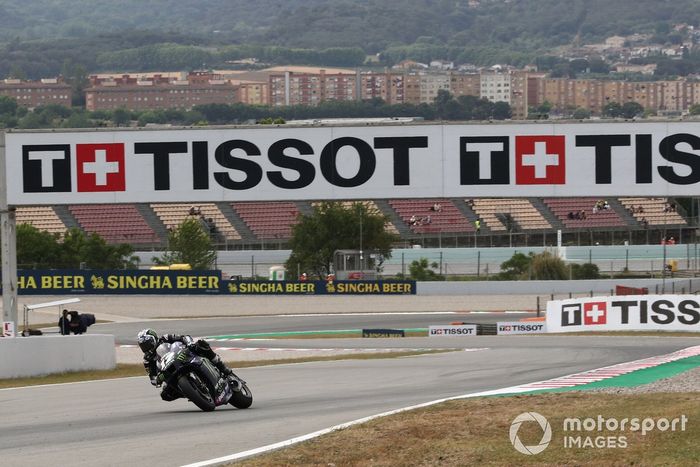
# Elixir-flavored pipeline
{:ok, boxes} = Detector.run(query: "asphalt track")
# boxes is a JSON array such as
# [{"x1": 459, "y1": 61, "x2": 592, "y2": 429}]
[
  {"x1": 2, "y1": 335, "x2": 699, "y2": 467},
  {"x1": 86, "y1": 311, "x2": 537, "y2": 345}
]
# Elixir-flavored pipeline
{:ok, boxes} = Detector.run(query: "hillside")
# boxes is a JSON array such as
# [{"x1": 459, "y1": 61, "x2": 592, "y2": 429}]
[{"x1": 1, "y1": 0, "x2": 700, "y2": 78}]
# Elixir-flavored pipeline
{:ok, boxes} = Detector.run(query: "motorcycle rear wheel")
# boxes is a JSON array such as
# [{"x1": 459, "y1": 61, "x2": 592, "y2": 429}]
[
  {"x1": 229, "y1": 382, "x2": 253, "y2": 409},
  {"x1": 178, "y1": 374, "x2": 216, "y2": 411}
]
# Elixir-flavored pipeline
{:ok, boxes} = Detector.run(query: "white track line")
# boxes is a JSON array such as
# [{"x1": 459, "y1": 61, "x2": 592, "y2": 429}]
[{"x1": 181, "y1": 344, "x2": 700, "y2": 467}]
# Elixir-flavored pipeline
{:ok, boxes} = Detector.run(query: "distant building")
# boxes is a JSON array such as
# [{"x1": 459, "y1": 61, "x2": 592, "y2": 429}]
[
  {"x1": 268, "y1": 69, "x2": 357, "y2": 107},
  {"x1": 0, "y1": 78, "x2": 71, "y2": 109},
  {"x1": 85, "y1": 72, "x2": 238, "y2": 111}
]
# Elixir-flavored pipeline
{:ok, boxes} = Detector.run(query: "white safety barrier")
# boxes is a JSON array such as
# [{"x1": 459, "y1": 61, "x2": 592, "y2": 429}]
[
  {"x1": 546, "y1": 295, "x2": 700, "y2": 333},
  {"x1": 0, "y1": 334, "x2": 116, "y2": 378}
]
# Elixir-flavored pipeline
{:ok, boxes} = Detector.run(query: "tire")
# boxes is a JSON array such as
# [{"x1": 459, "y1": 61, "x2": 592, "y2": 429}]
[
  {"x1": 229, "y1": 382, "x2": 253, "y2": 409},
  {"x1": 178, "y1": 373, "x2": 216, "y2": 412}
]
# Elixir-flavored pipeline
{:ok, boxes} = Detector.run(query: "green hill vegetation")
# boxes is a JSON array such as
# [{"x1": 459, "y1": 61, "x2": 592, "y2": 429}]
[{"x1": 1, "y1": 0, "x2": 699, "y2": 77}]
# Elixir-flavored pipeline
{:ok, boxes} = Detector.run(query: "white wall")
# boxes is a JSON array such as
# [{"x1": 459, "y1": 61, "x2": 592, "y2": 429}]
[{"x1": 0, "y1": 334, "x2": 115, "y2": 378}]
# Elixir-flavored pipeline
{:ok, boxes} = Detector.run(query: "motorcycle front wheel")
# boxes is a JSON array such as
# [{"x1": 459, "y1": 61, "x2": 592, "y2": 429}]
[
  {"x1": 229, "y1": 382, "x2": 253, "y2": 409},
  {"x1": 178, "y1": 373, "x2": 216, "y2": 411}
]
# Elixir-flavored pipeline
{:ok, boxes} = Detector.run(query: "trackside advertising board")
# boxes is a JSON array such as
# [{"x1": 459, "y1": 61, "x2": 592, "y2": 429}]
[
  {"x1": 429, "y1": 324, "x2": 477, "y2": 336},
  {"x1": 9, "y1": 271, "x2": 415, "y2": 295},
  {"x1": 546, "y1": 295, "x2": 700, "y2": 333},
  {"x1": 497, "y1": 321, "x2": 547, "y2": 335},
  {"x1": 5, "y1": 121, "x2": 700, "y2": 205}
]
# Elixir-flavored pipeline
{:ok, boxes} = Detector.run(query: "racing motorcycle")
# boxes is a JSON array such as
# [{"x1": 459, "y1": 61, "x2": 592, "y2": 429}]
[{"x1": 155, "y1": 341, "x2": 253, "y2": 412}]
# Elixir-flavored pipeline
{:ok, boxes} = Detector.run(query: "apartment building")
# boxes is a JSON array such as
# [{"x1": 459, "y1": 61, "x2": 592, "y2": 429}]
[
  {"x1": 84, "y1": 73, "x2": 238, "y2": 111},
  {"x1": 0, "y1": 78, "x2": 72, "y2": 109},
  {"x1": 532, "y1": 77, "x2": 700, "y2": 115},
  {"x1": 480, "y1": 70, "x2": 511, "y2": 104},
  {"x1": 269, "y1": 69, "x2": 356, "y2": 106},
  {"x1": 360, "y1": 71, "x2": 406, "y2": 104}
]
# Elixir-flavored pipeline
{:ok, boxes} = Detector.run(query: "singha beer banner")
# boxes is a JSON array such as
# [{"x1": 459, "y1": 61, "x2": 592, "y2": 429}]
[
  {"x1": 546, "y1": 295, "x2": 700, "y2": 333},
  {"x1": 5, "y1": 121, "x2": 700, "y2": 205},
  {"x1": 11, "y1": 271, "x2": 415, "y2": 295},
  {"x1": 16, "y1": 270, "x2": 223, "y2": 294}
]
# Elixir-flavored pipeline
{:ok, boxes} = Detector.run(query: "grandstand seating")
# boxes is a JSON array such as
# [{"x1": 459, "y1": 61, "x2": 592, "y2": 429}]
[
  {"x1": 618, "y1": 197, "x2": 687, "y2": 226},
  {"x1": 68, "y1": 204, "x2": 158, "y2": 244},
  {"x1": 543, "y1": 198, "x2": 626, "y2": 228},
  {"x1": 150, "y1": 203, "x2": 241, "y2": 241},
  {"x1": 232, "y1": 201, "x2": 300, "y2": 239},
  {"x1": 388, "y1": 199, "x2": 473, "y2": 234},
  {"x1": 16, "y1": 206, "x2": 66, "y2": 235},
  {"x1": 470, "y1": 198, "x2": 551, "y2": 231}
]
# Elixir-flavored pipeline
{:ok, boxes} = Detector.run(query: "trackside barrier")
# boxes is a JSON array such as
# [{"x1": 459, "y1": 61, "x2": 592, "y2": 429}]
[
  {"x1": 546, "y1": 295, "x2": 700, "y2": 333},
  {"x1": 0, "y1": 334, "x2": 115, "y2": 378},
  {"x1": 8, "y1": 270, "x2": 416, "y2": 295}
]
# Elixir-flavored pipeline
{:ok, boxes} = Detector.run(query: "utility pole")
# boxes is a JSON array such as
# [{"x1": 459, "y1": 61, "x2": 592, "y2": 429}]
[{"x1": 0, "y1": 131, "x2": 18, "y2": 336}]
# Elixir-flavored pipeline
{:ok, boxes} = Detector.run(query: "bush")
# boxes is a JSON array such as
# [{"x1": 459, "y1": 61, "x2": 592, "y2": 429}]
[
  {"x1": 570, "y1": 262, "x2": 600, "y2": 279},
  {"x1": 530, "y1": 251, "x2": 567, "y2": 280}
]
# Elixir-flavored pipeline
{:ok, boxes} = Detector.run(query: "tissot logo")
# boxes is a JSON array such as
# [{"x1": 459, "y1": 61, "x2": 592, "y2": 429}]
[
  {"x1": 515, "y1": 136, "x2": 565, "y2": 184},
  {"x1": 22, "y1": 143, "x2": 127, "y2": 193},
  {"x1": 76, "y1": 144, "x2": 126, "y2": 192},
  {"x1": 22, "y1": 144, "x2": 71, "y2": 192},
  {"x1": 583, "y1": 302, "x2": 607, "y2": 325}
]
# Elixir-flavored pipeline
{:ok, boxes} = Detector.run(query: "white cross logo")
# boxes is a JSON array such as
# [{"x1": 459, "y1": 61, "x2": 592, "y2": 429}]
[
  {"x1": 28, "y1": 151, "x2": 65, "y2": 187},
  {"x1": 521, "y1": 141, "x2": 559, "y2": 178},
  {"x1": 82, "y1": 149, "x2": 120, "y2": 186},
  {"x1": 585, "y1": 304, "x2": 605, "y2": 323},
  {"x1": 466, "y1": 142, "x2": 504, "y2": 180}
]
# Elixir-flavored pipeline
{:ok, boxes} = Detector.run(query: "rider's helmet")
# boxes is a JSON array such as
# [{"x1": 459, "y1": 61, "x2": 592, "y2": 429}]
[{"x1": 137, "y1": 329, "x2": 159, "y2": 353}]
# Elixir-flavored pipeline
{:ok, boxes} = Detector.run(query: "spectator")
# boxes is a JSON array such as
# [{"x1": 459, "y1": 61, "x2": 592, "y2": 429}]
[
  {"x1": 567, "y1": 211, "x2": 574, "y2": 220},
  {"x1": 300, "y1": 272, "x2": 308, "y2": 281},
  {"x1": 431, "y1": 202, "x2": 442, "y2": 212},
  {"x1": 580, "y1": 210, "x2": 587, "y2": 220},
  {"x1": 603, "y1": 201, "x2": 610, "y2": 210},
  {"x1": 474, "y1": 219, "x2": 481, "y2": 233},
  {"x1": 189, "y1": 205, "x2": 201, "y2": 216},
  {"x1": 58, "y1": 309, "x2": 71, "y2": 335},
  {"x1": 409, "y1": 215, "x2": 417, "y2": 226}
]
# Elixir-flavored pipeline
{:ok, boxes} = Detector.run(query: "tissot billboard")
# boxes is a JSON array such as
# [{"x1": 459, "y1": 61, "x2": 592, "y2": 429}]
[{"x1": 5, "y1": 122, "x2": 699, "y2": 205}]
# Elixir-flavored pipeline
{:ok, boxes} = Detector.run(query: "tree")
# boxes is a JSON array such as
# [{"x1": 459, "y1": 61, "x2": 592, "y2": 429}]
[
  {"x1": 59, "y1": 228, "x2": 136, "y2": 269},
  {"x1": 603, "y1": 102, "x2": 623, "y2": 118},
  {"x1": 0, "y1": 96, "x2": 18, "y2": 116},
  {"x1": 17, "y1": 225, "x2": 135, "y2": 269},
  {"x1": 689, "y1": 104, "x2": 700, "y2": 115},
  {"x1": 17, "y1": 224, "x2": 61, "y2": 268},
  {"x1": 407, "y1": 258, "x2": 443, "y2": 281},
  {"x1": 621, "y1": 101, "x2": 644, "y2": 119},
  {"x1": 286, "y1": 202, "x2": 397, "y2": 278},
  {"x1": 498, "y1": 252, "x2": 532, "y2": 280},
  {"x1": 154, "y1": 218, "x2": 216, "y2": 270}
]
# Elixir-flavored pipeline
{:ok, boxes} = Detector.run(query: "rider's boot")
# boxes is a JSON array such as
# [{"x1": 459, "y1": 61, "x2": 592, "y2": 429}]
[{"x1": 212, "y1": 355, "x2": 234, "y2": 377}]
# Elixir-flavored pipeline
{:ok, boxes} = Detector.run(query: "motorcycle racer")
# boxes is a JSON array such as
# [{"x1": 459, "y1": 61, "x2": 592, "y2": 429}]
[{"x1": 137, "y1": 329, "x2": 237, "y2": 401}]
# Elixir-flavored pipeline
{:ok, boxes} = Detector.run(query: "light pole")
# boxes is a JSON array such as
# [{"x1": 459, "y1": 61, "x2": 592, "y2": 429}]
[{"x1": 359, "y1": 209, "x2": 363, "y2": 270}]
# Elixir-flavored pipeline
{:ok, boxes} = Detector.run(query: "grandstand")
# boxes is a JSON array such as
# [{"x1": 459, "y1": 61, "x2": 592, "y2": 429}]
[
  {"x1": 68, "y1": 204, "x2": 159, "y2": 246},
  {"x1": 16, "y1": 197, "x2": 695, "y2": 249},
  {"x1": 151, "y1": 203, "x2": 241, "y2": 241},
  {"x1": 470, "y1": 198, "x2": 551, "y2": 232},
  {"x1": 16, "y1": 206, "x2": 66, "y2": 236}
]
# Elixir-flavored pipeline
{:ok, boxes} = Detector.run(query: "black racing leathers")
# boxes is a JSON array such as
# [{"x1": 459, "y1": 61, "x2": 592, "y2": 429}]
[{"x1": 141, "y1": 334, "x2": 233, "y2": 401}]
